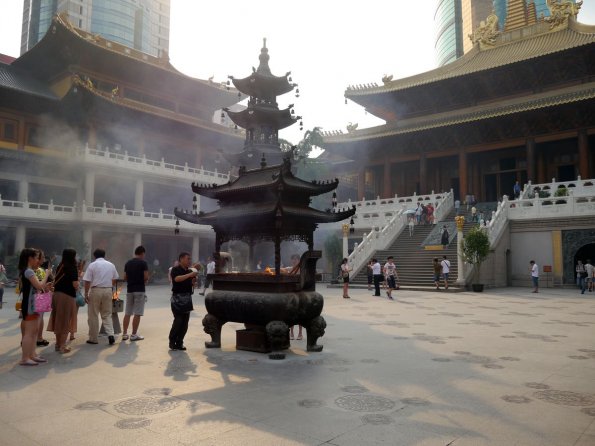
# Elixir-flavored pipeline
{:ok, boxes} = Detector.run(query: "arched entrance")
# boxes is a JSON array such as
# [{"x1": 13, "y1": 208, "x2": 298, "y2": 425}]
[{"x1": 574, "y1": 243, "x2": 595, "y2": 281}]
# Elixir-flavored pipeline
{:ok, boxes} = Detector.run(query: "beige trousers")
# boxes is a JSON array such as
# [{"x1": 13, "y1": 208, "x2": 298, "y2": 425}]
[{"x1": 87, "y1": 288, "x2": 113, "y2": 342}]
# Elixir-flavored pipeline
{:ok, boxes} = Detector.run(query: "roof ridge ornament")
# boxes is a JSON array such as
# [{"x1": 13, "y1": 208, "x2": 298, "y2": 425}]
[
  {"x1": 469, "y1": 11, "x2": 500, "y2": 48},
  {"x1": 545, "y1": 0, "x2": 582, "y2": 30}
]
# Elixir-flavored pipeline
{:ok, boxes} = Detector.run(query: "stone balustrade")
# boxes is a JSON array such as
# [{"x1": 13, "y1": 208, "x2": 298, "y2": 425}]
[
  {"x1": 0, "y1": 196, "x2": 208, "y2": 232},
  {"x1": 77, "y1": 145, "x2": 230, "y2": 183},
  {"x1": 521, "y1": 176, "x2": 595, "y2": 199}
]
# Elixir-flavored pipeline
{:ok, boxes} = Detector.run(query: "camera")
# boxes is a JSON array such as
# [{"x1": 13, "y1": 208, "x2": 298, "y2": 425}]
[{"x1": 41, "y1": 260, "x2": 50, "y2": 269}]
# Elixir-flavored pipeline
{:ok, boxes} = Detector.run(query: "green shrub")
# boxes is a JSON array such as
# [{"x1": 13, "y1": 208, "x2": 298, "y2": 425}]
[{"x1": 462, "y1": 226, "x2": 490, "y2": 284}]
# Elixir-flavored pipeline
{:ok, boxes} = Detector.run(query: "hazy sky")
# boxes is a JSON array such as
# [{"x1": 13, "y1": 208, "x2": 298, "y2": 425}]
[{"x1": 1, "y1": 0, "x2": 594, "y2": 146}]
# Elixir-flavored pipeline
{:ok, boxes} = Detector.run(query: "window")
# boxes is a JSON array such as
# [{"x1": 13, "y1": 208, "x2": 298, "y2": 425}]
[
  {"x1": 26, "y1": 124, "x2": 40, "y2": 146},
  {"x1": 0, "y1": 119, "x2": 17, "y2": 141}
]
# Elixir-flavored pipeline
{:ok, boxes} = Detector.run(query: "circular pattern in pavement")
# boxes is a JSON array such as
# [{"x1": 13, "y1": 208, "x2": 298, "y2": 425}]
[
  {"x1": 298, "y1": 399, "x2": 324, "y2": 408},
  {"x1": 499, "y1": 357, "x2": 520, "y2": 361},
  {"x1": 568, "y1": 356, "x2": 589, "y2": 360},
  {"x1": 144, "y1": 387, "x2": 172, "y2": 396},
  {"x1": 501, "y1": 395, "x2": 532, "y2": 404},
  {"x1": 360, "y1": 359, "x2": 379, "y2": 364},
  {"x1": 393, "y1": 336, "x2": 408, "y2": 340},
  {"x1": 115, "y1": 418, "x2": 152, "y2": 429},
  {"x1": 335, "y1": 395, "x2": 395, "y2": 412},
  {"x1": 432, "y1": 358, "x2": 451, "y2": 362},
  {"x1": 580, "y1": 407, "x2": 595, "y2": 416},
  {"x1": 114, "y1": 397, "x2": 180, "y2": 415},
  {"x1": 341, "y1": 386, "x2": 369, "y2": 394},
  {"x1": 74, "y1": 401, "x2": 107, "y2": 410},
  {"x1": 361, "y1": 414, "x2": 394, "y2": 425},
  {"x1": 533, "y1": 390, "x2": 595, "y2": 407},
  {"x1": 483, "y1": 364, "x2": 505, "y2": 369},
  {"x1": 400, "y1": 397, "x2": 431, "y2": 406},
  {"x1": 525, "y1": 383, "x2": 550, "y2": 390}
]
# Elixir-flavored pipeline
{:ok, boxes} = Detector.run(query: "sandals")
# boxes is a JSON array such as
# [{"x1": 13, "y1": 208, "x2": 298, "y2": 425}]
[
  {"x1": 36, "y1": 339, "x2": 50, "y2": 346},
  {"x1": 59, "y1": 346, "x2": 71, "y2": 354},
  {"x1": 31, "y1": 357, "x2": 47, "y2": 363},
  {"x1": 19, "y1": 360, "x2": 38, "y2": 366}
]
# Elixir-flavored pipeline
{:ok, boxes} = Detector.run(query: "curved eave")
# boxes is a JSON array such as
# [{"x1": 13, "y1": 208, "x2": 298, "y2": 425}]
[
  {"x1": 14, "y1": 14, "x2": 241, "y2": 107},
  {"x1": 231, "y1": 73, "x2": 293, "y2": 98},
  {"x1": 281, "y1": 174, "x2": 339, "y2": 196},
  {"x1": 67, "y1": 79, "x2": 244, "y2": 139},
  {"x1": 345, "y1": 19, "x2": 595, "y2": 103},
  {"x1": 226, "y1": 107, "x2": 296, "y2": 130},
  {"x1": 325, "y1": 83, "x2": 595, "y2": 144}
]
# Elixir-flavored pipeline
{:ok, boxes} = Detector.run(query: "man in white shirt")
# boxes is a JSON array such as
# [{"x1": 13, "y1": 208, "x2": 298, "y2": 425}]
[
  {"x1": 529, "y1": 260, "x2": 539, "y2": 293},
  {"x1": 83, "y1": 249, "x2": 119, "y2": 345},
  {"x1": 441, "y1": 255, "x2": 451, "y2": 290},
  {"x1": 372, "y1": 258, "x2": 382, "y2": 296},
  {"x1": 199, "y1": 257, "x2": 216, "y2": 296},
  {"x1": 585, "y1": 259, "x2": 594, "y2": 293},
  {"x1": 383, "y1": 256, "x2": 398, "y2": 300}
]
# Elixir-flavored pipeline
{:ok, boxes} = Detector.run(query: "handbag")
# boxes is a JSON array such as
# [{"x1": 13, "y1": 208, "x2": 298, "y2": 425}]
[
  {"x1": 75, "y1": 290, "x2": 86, "y2": 307},
  {"x1": 15, "y1": 296, "x2": 22, "y2": 312},
  {"x1": 34, "y1": 290, "x2": 53, "y2": 313},
  {"x1": 171, "y1": 293, "x2": 193, "y2": 313}
]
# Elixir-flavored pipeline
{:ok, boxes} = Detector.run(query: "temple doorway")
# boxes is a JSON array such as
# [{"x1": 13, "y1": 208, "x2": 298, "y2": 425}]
[{"x1": 575, "y1": 243, "x2": 595, "y2": 267}]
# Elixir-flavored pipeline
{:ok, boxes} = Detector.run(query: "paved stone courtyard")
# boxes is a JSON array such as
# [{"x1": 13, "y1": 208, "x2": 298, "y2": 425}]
[{"x1": 1, "y1": 285, "x2": 594, "y2": 445}]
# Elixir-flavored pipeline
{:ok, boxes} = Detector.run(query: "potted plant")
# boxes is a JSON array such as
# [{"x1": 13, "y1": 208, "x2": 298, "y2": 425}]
[
  {"x1": 461, "y1": 226, "x2": 490, "y2": 292},
  {"x1": 554, "y1": 186, "x2": 568, "y2": 204}
]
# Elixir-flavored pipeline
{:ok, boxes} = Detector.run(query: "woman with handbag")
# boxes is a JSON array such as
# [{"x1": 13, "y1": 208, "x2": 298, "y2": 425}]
[
  {"x1": 169, "y1": 252, "x2": 200, "y2": 351},
  {"x1": 18, "y1": 248, "x2": 51, "y2": 366},
  {"x1": 340, "y1": 258, "x2": 352, "y2": 299},
  {"x1": 47, "y1": 249, "x2": 78, "y2": 353}
]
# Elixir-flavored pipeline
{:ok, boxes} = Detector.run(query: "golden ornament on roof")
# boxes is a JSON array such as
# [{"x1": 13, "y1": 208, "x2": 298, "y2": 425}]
[{"x1": 469, "y1": 12, "x2": 500, "y2": 47}]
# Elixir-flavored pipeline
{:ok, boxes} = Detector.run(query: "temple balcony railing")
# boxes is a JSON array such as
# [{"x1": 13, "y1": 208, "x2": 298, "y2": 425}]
[
  {"x1": 346, "y1": 190, "x2": 454, "y2": 278},
  {"x1": 77, "y1": 145, "x2": 230, "y2": 183},
  {"x1": 521, "y1": 176, "x2": 595, "y2": 199},
  {"x1": 0, "y1": 196, "x2": 209, "y2": 233},
  {"x1": 337, "y1": 191, "x2": 452, "y2": 229}
]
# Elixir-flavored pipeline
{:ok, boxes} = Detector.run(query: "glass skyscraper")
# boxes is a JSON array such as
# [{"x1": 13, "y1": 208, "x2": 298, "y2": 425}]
[
  {"x1": 492, "y1": 0, "x2": 577, "y2": 30},
  {"x1": 20, "y1": 0, "x2": 170, "y2": 57},
  {"x1": 435, "y1": 0, "x2": 464, "y2": 66}
]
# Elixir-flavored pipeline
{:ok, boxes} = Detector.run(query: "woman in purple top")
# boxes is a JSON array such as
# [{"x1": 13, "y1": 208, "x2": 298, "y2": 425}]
[{"x1": 18, "y1": 248, "x2": 51, "y2": 366}]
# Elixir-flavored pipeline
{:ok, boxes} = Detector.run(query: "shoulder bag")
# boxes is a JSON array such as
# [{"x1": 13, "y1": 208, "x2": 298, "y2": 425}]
[{"x1": 171, "y1": 292, "x2": 193, "y2": 313}]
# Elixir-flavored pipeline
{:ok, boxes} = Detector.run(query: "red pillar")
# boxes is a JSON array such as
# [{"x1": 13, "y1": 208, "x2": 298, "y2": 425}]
[
  {"x1": 383, "y1": 160, "x2": 391, "y2": 198},
  {"x1": 526, "y1": 138, "x2": 536, "y2": 183},
  {"x1": 357, "y1": 168, "x2": 366, "y2": 200},
  {"x1": 459, "y1": 150, "x2": 467, "y2": 201},
  {"x1": 419, "y1": 153, "x2": 427, "y2": 194}
]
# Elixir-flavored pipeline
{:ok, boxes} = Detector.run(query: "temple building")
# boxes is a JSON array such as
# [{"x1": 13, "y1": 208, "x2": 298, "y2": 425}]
[
  {"x1": 323, "y1": 5, "x2": 594, "y2": 203},
  {"x1": 0, "y1": 13, "x2": 243, "y2": 270}
]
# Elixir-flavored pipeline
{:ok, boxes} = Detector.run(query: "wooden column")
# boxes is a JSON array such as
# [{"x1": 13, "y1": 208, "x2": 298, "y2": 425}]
[
  {"x1": 383, "y1": 159, "x2": 391, "y2": 198},
  {"x1": 526, "y1": 138, "x2": 536, "y2": 183},
  {"x1": 88, "y1": 122, "x2": 97, "y2": 149},
  {"x1": 458, "y1": 150, "x2": 467, "y2": 201},
  {"x1": 537, "y1": 150, "x2": 546, "y2": 183},
  {"x1": 357, "y1": 168, "x2": 366, "y2": 200},
  {"x1": 419, "y1": 152, "x2": 427, "y2": 194},
  {"x1": 578, "y1": 129, "x2": 589, "y2": 179},
  {"x1": 17, "y1": 118, "x2": 26, "y2": 150}
]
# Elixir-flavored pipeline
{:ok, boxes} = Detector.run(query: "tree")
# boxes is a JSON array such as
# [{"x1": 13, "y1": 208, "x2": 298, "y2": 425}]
[
  {"x1": 461, "y1": 226, "x2": 490, "y2": 284},
  {"x1": 296, "y1": 127, "x2": 324, "y2": 159}
]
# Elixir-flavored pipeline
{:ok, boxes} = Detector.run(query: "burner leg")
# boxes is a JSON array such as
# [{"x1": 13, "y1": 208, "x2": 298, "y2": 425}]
[
  {"x1": 266, "y1": 321, "x2": 289, "y2": 359},
  {"x1": 202, "y1": 313, "x2": 224, "y2": 348},
  {"x1": 306, "y1": 316, "x2": 326, "y2": 352}
]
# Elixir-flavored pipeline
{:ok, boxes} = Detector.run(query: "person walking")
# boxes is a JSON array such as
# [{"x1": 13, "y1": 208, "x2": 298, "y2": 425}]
[
  {"x1": 529, "y1": 260, "x2": 539, "y2": 293},
  {"x1": 454, "y1": 199, "x2": 461, "y2": 216},
  {"x1": 471, "y1": 205, "x2": 478, "y2": 223},
  {"x1": 372, "y1": 258, "x2": 382, "y2": 296},
  {"x1": 408, "y1": 216, "x2": 414, "y2": 237},
  {"x1": 415, "y1": 203, "x2": 422, "y2": 225},
  {"x1": 585, "y1": 259, "x2": 594, "y2": 293},
  {"x1": 0, "y1": 259, "x2": 6, "y2": 309},
  {"x1": 366, "y1": 260, "x2": 374, "y2": 290},
  {"x1": 441, "y1": 255, "x2": 451, "y2": 290},
  {"x1": 18, "y1": 248, "x2": 51, "y2": 366},
  {"x1": 513, "y1": 181, "x2": 521, "y2": 199},
  {"x1": 83, "y1": 248, "x2": 119, "y2": 345},
  {"x1": 122, "y1": 245, "x2": 149, "y2": 341},
  {"x1": 340, "y1": 258, "x2": 352, "y2": 299},
  {"x1": 576, "y1": 260, "x2": 586, "y2": 292},
  {"x1": 199, "y1": 256, "x2": 216, "y2": 296},
  {"x1": 383, "y1": 256, "x2": 398, "y2": 300},
  {"x1": 35, "y1": 250, "x2": 52, "y2": 347},
  {"x1": 433, "y1": 258, "x2": 442, "y2": 290},
  {"x1": 441, "y1": 225, "x2": 449, "y2": 249},
  {"x1": 169, "y1": 252, "x2": 200, "y2": 351},
  {"x1": 47, "y1": 248, "x2": 78, "y2": 354}
]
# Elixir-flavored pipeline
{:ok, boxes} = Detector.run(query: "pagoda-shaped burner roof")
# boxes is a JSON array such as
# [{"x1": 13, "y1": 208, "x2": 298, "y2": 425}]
[
  {"x1": 225, "y1": 106, "x2": 297, "y2": 130},
  {"x1": 191, "y1": 156, "x2": 339, "y2": 200},
  {"x1": 230, "y1": 38, "x2": 294, "y2": 99}
]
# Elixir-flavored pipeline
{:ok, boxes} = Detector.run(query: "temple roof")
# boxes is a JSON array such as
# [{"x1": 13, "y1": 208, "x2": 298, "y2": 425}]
[
  {"x1": 13, "y1": 13, "x2": 242, "y2": 108},
  {"x1": 225, "y1": 106, "x2": 297, "y2": 130},
  {"x1": 345, "y1": 19, "x2": 595, "y2": 115},
  {"x1": 192, "y1": 157, "x2": 339, "y2": 199},
  {"x1": 0, "y1": 63, "x2": 58, "y2": 100},
  {"x1": 324, "y1": 81, "x2": 595, "y2": 144}
]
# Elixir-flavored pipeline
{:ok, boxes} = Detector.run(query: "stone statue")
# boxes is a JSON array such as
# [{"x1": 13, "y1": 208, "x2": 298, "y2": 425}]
[
  {"x1": 346, "y1": 122, "x2": 358, "y2": 133},
  {"x1": 469, "y1": 12, "x2": 500, "y2": 46},
  {"x1": 545, "y1": 0, "x2": 582, "y2": 30}
]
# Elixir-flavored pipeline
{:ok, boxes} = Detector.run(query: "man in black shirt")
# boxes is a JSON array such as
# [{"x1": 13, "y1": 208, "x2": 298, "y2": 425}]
[
  {"x1": 123, "y1": 245, "x2": 149, "y2": 341},
  {"x1": 169, "y1": 251, "x2": 201, "y2": 351}
]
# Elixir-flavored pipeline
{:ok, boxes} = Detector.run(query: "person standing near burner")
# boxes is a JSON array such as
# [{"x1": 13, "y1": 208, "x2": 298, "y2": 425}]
[{"x1": 169, "y1": 252, "x2": 200, "y2": 351}]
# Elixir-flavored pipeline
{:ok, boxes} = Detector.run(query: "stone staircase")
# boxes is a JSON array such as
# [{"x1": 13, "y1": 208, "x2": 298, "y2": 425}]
[{"x1": 349, "y1": 207, "x2": 478, "y2": 290}]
